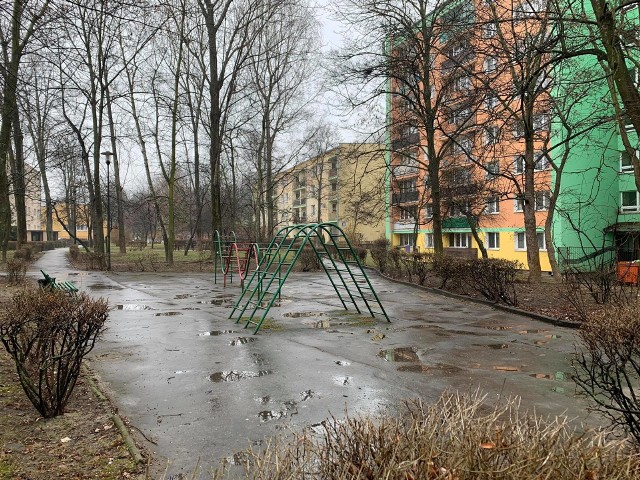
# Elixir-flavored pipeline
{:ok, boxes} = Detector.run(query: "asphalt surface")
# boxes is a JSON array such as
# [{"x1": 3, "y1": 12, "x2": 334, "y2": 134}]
[{"x1": 31, "y1": 249, "x2": 599, "y2": 478}]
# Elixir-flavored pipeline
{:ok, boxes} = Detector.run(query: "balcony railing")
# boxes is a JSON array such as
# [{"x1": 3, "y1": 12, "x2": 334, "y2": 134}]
[
  {"x1": 294, "y1": 182, "x2": 306, "y2": 190},
  {"x1": 293, "y1": 216, "x2": 308, "y2": 224},
  {"x1": 392, "y1": 190, "x2": 419, "y2": 204},
  {"x1": 391, "y1": 163, "x2": 419, "y2": 177},
  {"x1": 391, "y1": 132, "x2": 419, "y2": 151},
  {"x1": 293, "y1": 198, "x2": 306, "y2": 207}
]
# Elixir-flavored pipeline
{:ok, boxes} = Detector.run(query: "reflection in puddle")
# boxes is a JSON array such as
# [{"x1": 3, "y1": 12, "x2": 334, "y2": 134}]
[
  {"x1": 116, "y1": 304, "x2": 153, "y2": 310},
  {"x1": 493, "y1": 366, "x2": 519, "y2": 372},
  {"x1": 518, "y1": 329, "x2": 549, "y2": 334},
  {"x1": 255, "y1": 395, "x2": 270, "y2": 405},
  {"x1": 155, "y1": 312, "x2": 182, "y2": 316},
  {"x1": 230, "y1": 337, "x2": 257, "y2": 346},
  {"x1": 208, "y1": 370, "x2": 272, "y2": 382},
  {"x1": 482, "y1": 325, "x2": 513, "y2": 331},
  {"x1": 378, "y1": 347, "x2": 419, "y2": 362},
  {"x1": 174, "y1": 294, "x2": 192, "y2": 299},
  {"x1": 299, "y1": 390, "x2": 316, "y2": 401},
  {"x1": 474, "y1": 343, "x2": 510, "y2": 350},
  {"x1": 198, "y1": 330, "x2": 237, "y2": 336},
  {"x1": 530, "y1": 372, "x2": 572, "y2": 381},
  {"x1": 335, "y1": 360, "x2": 351, "y2": 366},
  {"x1": 89, "y1": 284, "x2": 123, "y2": 290},
  {"x1": 397, "y1": 364, "x2": 430, "y2": 373},
  {"x1": 251, "y1": 353, "x2": 267, "y2": 366},
  {"x1": 283, "y1": 311, "x2": 324, "y2": 318}
]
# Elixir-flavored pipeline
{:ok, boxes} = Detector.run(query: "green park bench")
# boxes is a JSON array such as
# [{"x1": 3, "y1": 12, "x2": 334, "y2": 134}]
[{"x1": 38, "y1": 270, "x2": 79, "y2": 294}]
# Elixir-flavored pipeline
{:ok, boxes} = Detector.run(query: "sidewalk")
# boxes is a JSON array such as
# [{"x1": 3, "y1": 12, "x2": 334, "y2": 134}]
[{"x1": 32, "y1": 248, "x2": 599, "y2": 478}]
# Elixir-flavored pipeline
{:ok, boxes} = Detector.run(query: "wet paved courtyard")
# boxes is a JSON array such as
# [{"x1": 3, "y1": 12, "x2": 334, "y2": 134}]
[{"x1": 32, "y1": 249, "x2": 599, "y2": 477}]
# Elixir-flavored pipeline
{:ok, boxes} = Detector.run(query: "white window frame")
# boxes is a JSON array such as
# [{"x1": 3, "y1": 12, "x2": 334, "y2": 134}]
[
  {"x1": 484, "y1": 94, "x2": 498, "y2": 109},
  {"x1": 621, "y1": 150, "x2": 636, "y2": 172},
  {"x1": 515, "y1": 231, "x2": 547, "y2": 251},
  {"x1": 449, "y1": 233, "x2": 471, "y2": 248},
  {"x1": 513, "y1": 155, "x2": 525, "y2": 174},
  {"x1": 485, "y1": 160, "x2": 500, "y2": 178},
  {"x1": 425, "y1": 233, "x2": 434, "y2": 248},
  {"x1": 486, "y1": 196, "x2": 500, "y2": 214},
  {"x1": 486, "y1": 232, "x2": 500, "y2": 250},
  {"x1": 399, "y1": 206, "x2": 417, "y2": 221},
  {"x1": 425, "y1": 203, "x2": 433, "y2": 219},
  {"x1": 621, "y1": 190, "x2": 640, "y2": 213},
  {"x1": 535, "y1": 191, "x2": 551, "y2": 211},
  {"x1": 484, "y1": 56, "x2": 498, "y2": 73},
  {"x1": 484, "y1": 126, "x2": 499, "y2": 145},
  {"x1": 482, "y1": 22, "x2": 497, "y2": 38},
  {"x1": 534, "y1": 153, "x2": 550, "y2": 171},
  {"x1": 514, "y1": 196, "x2": 525, "y2": 212}
]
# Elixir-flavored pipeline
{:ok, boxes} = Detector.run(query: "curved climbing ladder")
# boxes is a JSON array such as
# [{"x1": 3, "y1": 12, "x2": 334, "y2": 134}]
[{"x1": 228, "y1": 223, "x2": 390, "y2": 334}]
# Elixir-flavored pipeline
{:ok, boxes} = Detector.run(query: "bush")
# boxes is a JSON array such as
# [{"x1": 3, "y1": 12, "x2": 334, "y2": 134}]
[
  {"x1": 218, "y1": 391, "x2": 640, "y2": 479},
  {"x1": 13, "y1": 246, "x2": 32, "y2": 261},
  {"x1": 69, "y1": 245, "x2": 80, "y2": 261},
  {"x1": 6, "y1": 259, "x2": 26, "y2": 284},
  {"x1": 432, "y1": 255, "x2": 468, "y2": 289},
  {"x1": 574, "y1": 303, "x2": 640, "y2": 445},
  {"x1": 369, "y1": 238, "x2": 389, "y2": 274},
  {"x1": 0, "y1": 289, "x2": 108, "y2": 418},
  {"x1": 297, "y1": 246, "x2": 320, "y2": 272},
  {"x1": 465, "y1": 258, "x2": 521, "y2": 306},
  {"x1": 400, "y1": 252, "x2": 433, "y2": 285}
]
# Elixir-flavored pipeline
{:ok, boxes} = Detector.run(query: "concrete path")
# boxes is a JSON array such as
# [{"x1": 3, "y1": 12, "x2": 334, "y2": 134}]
[{"x1": 31, "y1": 249, "x2": 598, "y2": 477}]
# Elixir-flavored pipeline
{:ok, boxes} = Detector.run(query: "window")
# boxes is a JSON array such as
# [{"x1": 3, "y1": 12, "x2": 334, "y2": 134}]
[
  {"x1": 483, "y1": 56, "x2": 498, "y2": 73},
  {"x1": 513, "y1": 155, "x2": 525, "y2": 174},
  {"x1": 454, "y1": 75, "x2": 471, "y2": 91},
  {"x1": 484, "y1": 126, "x2": 499, "y2": 145},
  {"x1": 482, "y1": 22, "x2": 497, "y2": 38},
  {"x1": 515, "y1": 231, "x2": 547, "y2": 250},
  {"x1": 449, "y1": 233, "x2": 471, "y2": 248},
  {"x1": 484, "y1": 94, "x2": 498, "y2": 109},
  {"x1": 486, "y1": 196, "x2": 500, "y2": 214},
  {"x1": 534, "y1": 153, "x2": 550, "y2": 171},
  {"x1": 533, "y1": 114, "x2": 550, "y2": 131},
  {"x1": 399, "y1": 233, "x2": 415, "y2": 246},
  {"x1": 331, "y1": 202, "x2": 337, "y2": 213},
  {"x1": 486, "y1": 232, "x2": 500, "y2": 249},
  {"x1": 425, "y1": 233, "x2": 434, "y2": 248},
  {"x1": 331, "y1": 182, "x2": 338, "y2": 192},
  {"x1": 453, "y1": 136, "x2": 473, "y2": 156},
  {"x1": 311, "y1": 204, "x2": 316, "y2": 215},
  {"x1": 513, "y1": 120, "x2": 525, "y2": 138},
  {"x1": 399, "y1": 178, "x2": 417, "y2": 192},
  {"x1": 535, "y1": 190, "x2": 551, "y2": 211},
  {"x1": 514, "y1": 195, "x2": 525, "y2": 212},
  {"x1": 621, "y1": 190, "x2": 640, "y2": 212},
  {"x1": 450, "y1": 106, "x2": 472, "y2": 125},
  {"x1": 425, "y1": 203, "x2": 433, "y2": 219},
  {"x1": 621, "y1": 150, "x2": 636, "y2": 172},
  {"x1": 485, "y1": 160, "x2": 499, "y2": 178},
  {"x1": 399, "y1": 206, "x2": 417, "y2": 221},
  {"x1": 450, "y1": 200, "x2": 470, "y2": 216}
]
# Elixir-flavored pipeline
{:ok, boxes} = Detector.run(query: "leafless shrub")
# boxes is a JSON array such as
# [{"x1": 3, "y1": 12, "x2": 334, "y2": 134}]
[
  {"x1": 574, "y1": 303, "x2": 640, "y2": 445},
  {"x1": 400, "y1": 252, "x2": 433, "y2": 285},
  {"x1": 69, "y1": 245, "x2": 79, "y2": 261},
  {"x1": 369, "y1": 238, "x2": 389, "y2": 274},
  {"x1": 387, "y1": 248, "x2": 403, "y2": 277},
  {"x1": 297, "y1": 246, "x2": 320, "y2": 272},
  {"x1": 214, "y1": 391, "x2": 640, "y2": 479},
  {"x1": 0, "y1": 289, "x2": 108, "y2": 418},
  {"x1": 13, "y1": 246, "x2": 32, "y2": 261},
  {"x1": 432, "y1": 255, "x2": 468, "y2": 289},
  {"x1": 465, "y1": 258, "x2": 521, "y2": 306},
  {"x1": 6, "y1": 259, "x2": 27, "y2": 284}
]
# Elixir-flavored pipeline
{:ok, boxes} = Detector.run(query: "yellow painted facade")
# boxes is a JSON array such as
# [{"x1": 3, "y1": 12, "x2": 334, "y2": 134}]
[{"x1": 276, "y1": 143, "x2": 386, "y2": 243}]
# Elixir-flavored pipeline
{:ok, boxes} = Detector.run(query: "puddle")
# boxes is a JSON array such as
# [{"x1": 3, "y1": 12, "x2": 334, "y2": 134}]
[
  {"x1": 174, "y1": 294, "x2": 192, "y2": 299},
  {"x1": 255, "y1": 396, "x2": 271, "y2": 405},
  {"x1": 183, "y1": 307, "x2": 200, "y2": 311},
  {"x1": 208, "y1": 370, "x2": 272, "y2": 383},
  {"x1": 258, "y1": 410, "x2": 286, "y2": 422},
  {"x1": 493, "y1": 366, "x2": 519, "y2": 372},
  {"x1": 378, "y1": 347, "x2": 419, "y2": 362},
  {"x1": 313, "y1": 319, "x2": 331, "y2": 329},
  {"x1": 335, "y1": 360, "x2": 351, "y2": 366},
  {"x1": 481, "y1": 325, "x2": 513, "y2": 331},
  {"x1": 174, "y1": 370, "x2": 190, "y2": 374},
  {"x1": 230, "y1": 337, "x2": 257, "y2": 346},
  {"x1": 198, "y1": 330, "x2": 237, "y2": 337},
  {"x1": 397, "y1": 364, "x2": 430, "y2": 373},
  {"x1": 530, "y1": 372, "x2": 572, "y2": 381},
  {"x1": 89, "y1": 284, "x2": 123, "y2": 290},
  {"x1": 283, "y1": 312, "x2": 324, "y2": 318},
  {"x1": 198, "y1": 299, "x2": 229, "y2": 305},
  {"x1": 155, "y1": 312, "x2": 182, "y2": 316},
  {"x1": 474, "y1": 343, "x2": 510, "y2": 350},
  {"x1": 116, "y1": 304, "x2": 153, "y2": 311},
  {"x1": 518, "y1": 329, "x2": 549, "y2": 334},
  {"x1": 251, "y1": 353, "x2": 267, "y2": 366}
]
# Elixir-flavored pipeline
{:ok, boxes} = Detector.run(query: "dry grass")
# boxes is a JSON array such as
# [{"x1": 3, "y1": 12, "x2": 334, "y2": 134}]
[{"x1": 212, "y1": 391, "x2": 640, "y2": 479}]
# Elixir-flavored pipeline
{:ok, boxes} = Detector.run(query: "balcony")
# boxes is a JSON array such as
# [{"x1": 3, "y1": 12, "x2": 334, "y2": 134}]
[
  {"x1": 293, "y1": 198, "x2": 306, "y2": 207},
  {"x1": 294, "y1": 182, "x2": 306, "y2": 191},
  {"x1": 441, "y1": 184, "x2": 479, "y2": 197},
  {"x1": 391, "y1": 163, "x2": 419, "y2": 177},
  {"x1": 328, "y1": 168, "x2": 338, "y2": 178},
  {"x1": 293, "y1": 215, "x2": 308, "y2": 224},
  {"x1": 392, "y1": 221, "x2": 417, "y2": 231},
  {"x1": 392, "y1": 190, "x2": 419, "y2": 204},
  {"x1": 391, "y1": 132, "x2": 419, "y2": 151}
]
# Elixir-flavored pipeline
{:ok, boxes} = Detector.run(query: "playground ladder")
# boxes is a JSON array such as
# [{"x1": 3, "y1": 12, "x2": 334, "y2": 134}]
[{"x1": 228, "y1": 223, "x2": 390, "y2": 334}]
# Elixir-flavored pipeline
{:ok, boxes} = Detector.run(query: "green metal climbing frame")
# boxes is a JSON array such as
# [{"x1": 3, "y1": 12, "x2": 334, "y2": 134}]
[{"x1": 228, "y1": 223, "x2": 390, "y2": 334}]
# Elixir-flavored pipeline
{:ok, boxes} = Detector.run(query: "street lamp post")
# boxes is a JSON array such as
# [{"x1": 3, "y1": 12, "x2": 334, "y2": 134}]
[{"x1": 102, "y1": 151, "x2": 113, "y2": 270}]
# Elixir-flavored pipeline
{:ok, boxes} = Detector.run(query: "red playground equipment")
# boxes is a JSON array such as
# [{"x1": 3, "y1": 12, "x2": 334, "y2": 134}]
[{"x1": 213, "y1": 231, "x2": 261, "y2": 288}]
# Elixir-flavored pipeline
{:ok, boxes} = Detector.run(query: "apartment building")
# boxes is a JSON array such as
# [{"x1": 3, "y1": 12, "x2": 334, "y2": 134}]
[
  {"x1": 276, "y1": 143, "x2": 386, "y2": 243},
  {"x1": 386, "y1": 0, "x2": 640, "y2": 270}
]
